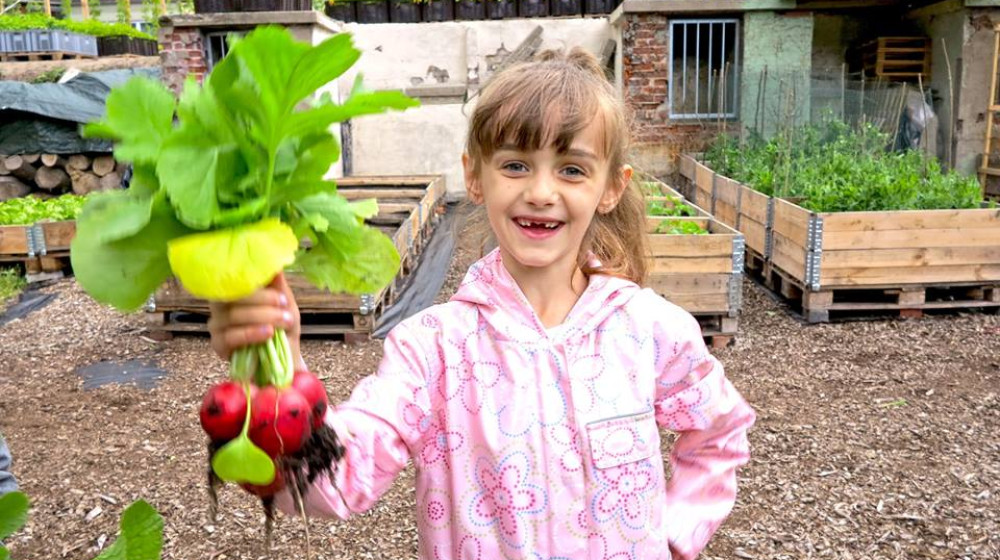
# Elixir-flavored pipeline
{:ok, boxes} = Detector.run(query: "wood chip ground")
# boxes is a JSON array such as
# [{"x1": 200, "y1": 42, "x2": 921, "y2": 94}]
[{"x1": 1, "y1": 221, "x2": 997, "y2": 560}]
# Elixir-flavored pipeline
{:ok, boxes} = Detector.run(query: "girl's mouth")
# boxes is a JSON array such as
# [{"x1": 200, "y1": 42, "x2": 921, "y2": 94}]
[{"x1": 513, "y1": 217, "x2": 564, "y2": 239}]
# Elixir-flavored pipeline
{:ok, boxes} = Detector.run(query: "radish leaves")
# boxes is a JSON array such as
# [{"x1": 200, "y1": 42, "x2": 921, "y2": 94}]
[{"x1": 73, "y1": 26, "x2": 417, "y2": 309}]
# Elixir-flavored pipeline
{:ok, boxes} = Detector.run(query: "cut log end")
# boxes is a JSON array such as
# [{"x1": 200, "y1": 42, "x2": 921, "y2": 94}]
[
  {"x1": 0, "y1": 176, "x2": 30, "y2": 201},
  {"x1": 67, "y1": 154, "x2": 92, "y2": 171},
  {"x1": 36, "y1": 166, "x2": 71, "y2": 191},
  {"x1": 99, "y1": 172, "x2": 122, "y2": 192},
  {"x1": 92, "y1": 155, "x2": 116, "y2": 177}
]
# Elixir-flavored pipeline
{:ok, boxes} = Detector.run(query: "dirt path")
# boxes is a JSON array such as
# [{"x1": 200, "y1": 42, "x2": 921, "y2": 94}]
[{"x1": 0, "y1": 224, "x2": 997, "y2": 560}]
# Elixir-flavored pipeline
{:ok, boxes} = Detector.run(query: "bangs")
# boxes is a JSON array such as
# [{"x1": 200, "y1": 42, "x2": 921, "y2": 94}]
[{"x1": 468, "y1": 64, "x2": 616, "y2": 164}]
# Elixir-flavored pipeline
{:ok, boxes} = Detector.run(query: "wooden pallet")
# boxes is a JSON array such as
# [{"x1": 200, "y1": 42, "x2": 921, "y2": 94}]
[
  {"x1": 147, "y1": 175, "x2": 447, "y2": 341},
  {"x1": 861, "y1": 37, "x2": 931, "y2": 81},
  {"x1": 0, "y1": 51, "x2": 97, "y2": 62},
  {"x1": 753, "y1": 258, "x2": 1000, "y2": 322},
  {"x1": 0, "y1": 220, "x2": 75, "y2": 282}
]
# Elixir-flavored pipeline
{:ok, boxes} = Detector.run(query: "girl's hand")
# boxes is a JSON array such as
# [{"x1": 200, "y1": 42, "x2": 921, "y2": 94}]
[{"x1": 207, "y1": 273, "x2": 302, "y2": 367}]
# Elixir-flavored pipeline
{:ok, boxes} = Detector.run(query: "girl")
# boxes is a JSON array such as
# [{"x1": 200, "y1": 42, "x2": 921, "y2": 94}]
[{"x1": 208, "y1": 48, "x2": 755, "y2": 560}]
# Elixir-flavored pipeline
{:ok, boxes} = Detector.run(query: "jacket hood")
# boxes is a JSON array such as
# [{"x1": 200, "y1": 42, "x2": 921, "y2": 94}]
[{"x1": 449, "y1": 248, "x2": 641, "y2": 343}]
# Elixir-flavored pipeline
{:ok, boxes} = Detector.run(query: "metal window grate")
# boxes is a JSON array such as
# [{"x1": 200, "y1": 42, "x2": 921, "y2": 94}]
[
  {"x1": 204, "y1": 31, "x2": 246, "y2": 70},
  {"x1": 669, "y1": 19, "x2": 740, "y2": 120}
]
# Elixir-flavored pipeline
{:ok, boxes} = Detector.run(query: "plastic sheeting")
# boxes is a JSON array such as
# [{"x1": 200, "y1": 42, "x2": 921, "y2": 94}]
[
  {"x1": 373, "y1": 202, "x2": 466, "y2": 338},
  {"x1": 0, "y1": 67, "x2": 160, "y2": 154}
]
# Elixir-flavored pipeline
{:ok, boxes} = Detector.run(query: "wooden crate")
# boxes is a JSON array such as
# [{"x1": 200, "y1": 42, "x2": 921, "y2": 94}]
[
  {"x1": 680, "y1": 153, "x2": 1000, "y2": 322},
  {"x1": 862, "y1": 37, "x2": 931, "y2": 81},
  {"x1": 0, "y1": 220, "x2": 75, "y2": 280},
  {"x1": 646, "y1": 216, "x2": 744, "y2": 348},
  {"x1": 148, "y1": 175, "x2": 447, "y2": 340}
]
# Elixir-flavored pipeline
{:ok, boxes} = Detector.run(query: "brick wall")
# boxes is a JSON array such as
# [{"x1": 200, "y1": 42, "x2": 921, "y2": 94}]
[
  {"x1": 621, "y1": 13, "x2": 732, "y2": 175},
  {"x1": 158, "y1": 27, "x2": 207, "y2": 96}
]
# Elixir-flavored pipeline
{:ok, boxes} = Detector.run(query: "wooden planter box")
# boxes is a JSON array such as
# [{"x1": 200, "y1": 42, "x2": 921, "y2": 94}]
[
  {"x1": 98, "y1": 36, "x2": 157, "y2": 57},
  {"x1": 678, "y1": 153, "x2": 1000, "y2": 322},
  {"x1": 0, "y1": 220, "x2": 76, "y2": 280},
  {"x1": 357, "y1": 0, "x2": 391, "y2": 22},
  {"x1": 148, "y1": 176, "x2": 447, "y2": 341},
  {"x1": 646, "y1": 216, "x2": 744, "y2": 348},
  {"x1": 454, "y1": 0, "x2": 484, "y2": 19}
]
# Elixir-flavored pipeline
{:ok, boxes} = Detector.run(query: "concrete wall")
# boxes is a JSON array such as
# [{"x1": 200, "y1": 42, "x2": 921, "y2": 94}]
[
  {"x1": 340, "y1": 18, "x2": 612, "y2": 198},
  {"x1": 740, "y1": 11, "x2": 814, "y2": 137}
]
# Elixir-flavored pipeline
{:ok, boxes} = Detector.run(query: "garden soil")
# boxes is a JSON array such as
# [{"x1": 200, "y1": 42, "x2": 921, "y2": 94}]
[{"x1": 0, "y1": 218, "x2": 997, "y2": 560}]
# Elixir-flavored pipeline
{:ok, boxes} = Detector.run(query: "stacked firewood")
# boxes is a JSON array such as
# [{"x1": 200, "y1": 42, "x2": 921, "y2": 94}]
[{"x1": 0, "y1": 153, "x2": 124, "y2": 201}]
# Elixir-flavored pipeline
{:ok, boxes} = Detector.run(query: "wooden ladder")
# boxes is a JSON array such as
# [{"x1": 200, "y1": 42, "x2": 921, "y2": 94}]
[{"x1": 978, "y1": 23, "x2": 1000, "y2": 200}]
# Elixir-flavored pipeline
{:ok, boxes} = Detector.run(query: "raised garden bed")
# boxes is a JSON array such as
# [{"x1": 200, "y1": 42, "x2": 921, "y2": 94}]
[
  {"x1": 147, "y1": 175, "x2": 446, "y2": 341},
  {"x1": 642, "y1": 178, "x2": 744, "y2": 347},
  {"x1": 678, "y1": 154, "x2": 1000, "y2": 322},
  {"x1": 0, "y1": 221, "x2": 76, "y2": 280}
]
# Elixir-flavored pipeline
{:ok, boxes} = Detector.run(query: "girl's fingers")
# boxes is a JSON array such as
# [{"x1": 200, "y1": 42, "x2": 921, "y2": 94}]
[
  {"x1": 226, "y1": 304, "x2": 297, "y2": 330},
  {"x1": 212, "y1": 324, "x2": 274, "y2": 361}
]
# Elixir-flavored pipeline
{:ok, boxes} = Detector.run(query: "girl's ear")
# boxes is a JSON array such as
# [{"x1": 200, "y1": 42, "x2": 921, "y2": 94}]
[
  {"x1": 598, "y1": 164, "x2": 632, "y2": 214},
  {"x1": 463, "y1": 153, "x2": 484, "y2": 204}
]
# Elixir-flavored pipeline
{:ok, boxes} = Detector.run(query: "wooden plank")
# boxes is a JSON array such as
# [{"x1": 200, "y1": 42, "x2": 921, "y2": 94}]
[
  {"x1": 678, "y1": 154, "x2": 695, "y2": 180},
  {"x1": 694, "y1": 161, "x2": 713, "y2": 199},
  {"x1": 742, "y1": 218, "x2": 768, "y2": 256},
  {"x1": 820, "y1": 265, "x2": 1000, "y2": 286},
  {"x1": 647, "y1": 232, "x2": 733, "y2": 257},
  {"x1": 740, "y1": 187, "x2": 770, "y2": 224},
  {"x1": 821, "y1": 208, "x2": 1000, "y2": 232},
  {"x1": 659, "y1": 292, "x2": 730, "y2": 313},
  {"x1": 822, "y1": 228, "x2": 1000, "y2": 250},
  {"x1": 713, "y1": 201, "x2": 738, "y2": 229},
  {"x1": 339, "y1": 188, "x2": 426, "y2": 200},
  {"x1": 714, "y1": 175, "x2": 741, "y2": 207},
  {"x1": 39, "y1": 221, "x2": 75, "y2": 251},
  {"x1": 821, "y1": 246, "x2": 1000, "y2": 269},
  {"x1": 0, "y1": 225, "x2": 29, "y2": 255},
  {"x1": 649, "y1": 256, "x2": 733, "y2": 275},
  {"x1": 772, "y1": 198, "x2": 811, "y2": 242},
  {"x1": 336, "y1": 175, "x2": 440, "y2": 187},
  {"x1": 771, "y1": 233, "x2": 808, "y2": 281},
  {"x1": 646, "y1": 273, "x2": 729, "y2": 296}
]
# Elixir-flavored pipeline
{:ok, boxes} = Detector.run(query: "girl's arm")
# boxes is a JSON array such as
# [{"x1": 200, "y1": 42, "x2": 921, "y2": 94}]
[
  {"x1": 653, "y1": 310, "x2": 756, "y2": 560},
  {"x1": 275, "y1": 321, "x2": 434, "y2": 518}
]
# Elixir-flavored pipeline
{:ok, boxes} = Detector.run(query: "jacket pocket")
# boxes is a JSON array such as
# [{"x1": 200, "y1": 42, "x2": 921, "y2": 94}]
[{"x1": 585, "y1": 408, "x2": 659, "y2": 470}]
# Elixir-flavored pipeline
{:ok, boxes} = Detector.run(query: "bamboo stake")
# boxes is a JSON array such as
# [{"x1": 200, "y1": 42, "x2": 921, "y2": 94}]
[
  {"x1": 942, "y1": 38, "x2": 955, "y2": 169},
  {"x1": 82, "y1": 0, "x2": 90, "y2": 18},
  {"x1": 43, "y1": 0, "x2": 51, "y2": 15},
  {"x1": 841, "y1": 63, "x2": 847, "y2": 122},
  {"x1": 981, "y1": 28, "x2": 1000, "y2": 196}
]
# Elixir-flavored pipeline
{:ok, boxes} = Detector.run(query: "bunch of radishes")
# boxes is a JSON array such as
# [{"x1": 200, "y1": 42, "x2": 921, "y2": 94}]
[{"x1": 198, "y1": 333, "x2": 345, "y2": 539}]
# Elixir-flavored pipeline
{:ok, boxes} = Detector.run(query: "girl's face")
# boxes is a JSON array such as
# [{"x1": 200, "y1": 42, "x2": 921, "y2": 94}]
[{"x1": 464, "y1": 118, "x2": 629, "y2": 278}]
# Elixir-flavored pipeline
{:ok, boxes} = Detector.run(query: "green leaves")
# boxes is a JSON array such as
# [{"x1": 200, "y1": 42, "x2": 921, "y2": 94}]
[
  {"x1": 82, "y1": 77, "x2": 176, "y2": 166},
  {"x1": 93, "y1": 500, "x2": 164, "y2": 560},
  {"x1": 211, "y1": 436, "x2": 276, "y2": 485},
  {"x1": 75, "y1": 26, "x2": 417, "y2": 314},
  {"x1": 71, "y1": 194, "x2": 193, "y2": 312},
  {"x1": 0, "y1": 491, "x2": 29, "y2": 560}
]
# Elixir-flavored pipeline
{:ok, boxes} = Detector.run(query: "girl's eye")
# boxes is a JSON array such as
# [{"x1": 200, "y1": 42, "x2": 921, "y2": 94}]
[
  {"x1": 502, "y1": 162, "x2": 528, "y2": 173},
  {"x1": 562, "y1": 166, "x2": 586, "y2": 177}
]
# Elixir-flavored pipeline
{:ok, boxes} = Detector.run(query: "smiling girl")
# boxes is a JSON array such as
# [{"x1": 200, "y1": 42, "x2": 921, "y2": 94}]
[{"x1": 208, "y1": 47, "x2": 755, "y2": 560}]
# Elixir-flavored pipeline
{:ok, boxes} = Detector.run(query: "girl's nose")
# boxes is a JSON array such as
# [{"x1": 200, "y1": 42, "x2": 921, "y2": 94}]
[{"x1": 524, "y1": 173, "x2": 558, "y2": 206}]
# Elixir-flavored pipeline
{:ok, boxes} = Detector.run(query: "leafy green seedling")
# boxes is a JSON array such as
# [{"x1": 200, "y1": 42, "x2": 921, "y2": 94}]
[{"x1": 0, "y1": 491, "x2": 29, "y2": 560}]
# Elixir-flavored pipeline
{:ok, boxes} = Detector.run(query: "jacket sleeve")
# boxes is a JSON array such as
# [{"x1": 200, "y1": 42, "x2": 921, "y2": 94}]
[
  {"x1": 275, "y1": 321, "x2": 434, "y2": 519},
  {"x1": 0, "y1": 436, "x2": 18, "y2": 495},
  {"x1": 652, "y1": 309, "x2": 755, "y2": 560}
]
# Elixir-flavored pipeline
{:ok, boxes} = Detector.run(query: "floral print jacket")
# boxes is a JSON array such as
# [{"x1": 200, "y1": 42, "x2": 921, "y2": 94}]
[{"x1": 280, "y1": 249, "x2": 756, "y2": 560}]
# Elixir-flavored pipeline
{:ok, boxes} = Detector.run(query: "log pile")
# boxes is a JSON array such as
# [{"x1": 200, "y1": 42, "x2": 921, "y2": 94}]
[{"x1": 0, "y1": 153, "x2": 124, "y2": 201}]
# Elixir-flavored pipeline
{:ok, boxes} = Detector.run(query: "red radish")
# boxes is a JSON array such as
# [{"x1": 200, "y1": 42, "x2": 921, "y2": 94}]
[
  {"x1": 241, "y1": 468, "x2": 286, "y2": 497},
  {"x1": 292, "y1": 370, "x2": 329, "y2": 430},
  {"x1": 200, "y1": 381, "x2": 253, "y2": 442},
  {"x1": 249, "y1": 386, "x2": 312, "y2": 457}
]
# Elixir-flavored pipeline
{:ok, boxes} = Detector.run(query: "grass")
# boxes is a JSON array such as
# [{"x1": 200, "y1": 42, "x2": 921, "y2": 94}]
[{"x1": 0, "y1": 267, "x2": 25, "y2": 307}]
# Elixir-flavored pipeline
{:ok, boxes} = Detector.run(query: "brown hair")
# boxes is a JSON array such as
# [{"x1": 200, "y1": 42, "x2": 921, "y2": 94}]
[{"x1": 465, "y1": 47, "x2": 648, "y2": 285}]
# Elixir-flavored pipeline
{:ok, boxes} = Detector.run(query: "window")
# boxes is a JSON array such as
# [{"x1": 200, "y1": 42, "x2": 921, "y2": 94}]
[
  {"x1": 669, "y1": 19, "x2": 740, "y2": 120},
  {"x1": 204, "y1": 30, "x2": 246, "y2": 70}
]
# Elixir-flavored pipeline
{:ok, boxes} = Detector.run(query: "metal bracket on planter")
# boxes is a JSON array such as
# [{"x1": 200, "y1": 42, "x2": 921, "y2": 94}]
[
  {"x1": 731, "y1": 235, "x2": 745, "y2": 273},
  {"x1": 763, "y1": 198, "x2": 775, "y2": 259},
  {"x1": 804, "y1": 215, "x2": 824, "y2": 291},
  {"x1": 143, "y1": 294, "x2": 157, "y2": 313},
  {"x1": 728, "y1": 274, "x2": 743, "y2": 317},
  {"x1": 359, "y1": 293, "x2": 376, "y2": 315},
  {"x1": 25, "y1": 224, "x2": 47, "y2": 257}
]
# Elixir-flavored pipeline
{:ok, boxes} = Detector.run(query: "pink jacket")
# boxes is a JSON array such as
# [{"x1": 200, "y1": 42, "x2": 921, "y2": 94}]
[{"x1": 281, "y1": 249, "x2": 755, "y2": 560}]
